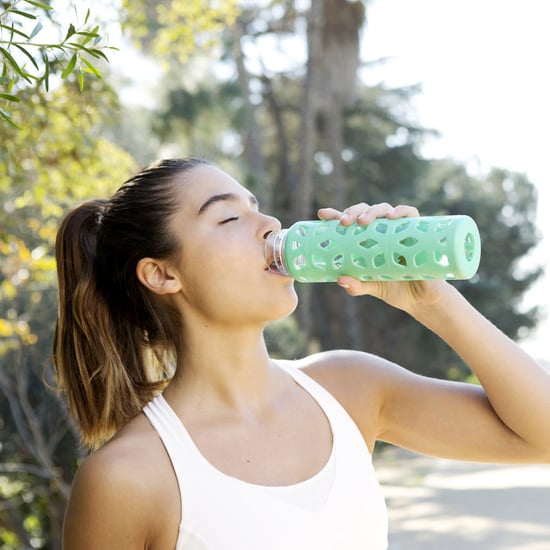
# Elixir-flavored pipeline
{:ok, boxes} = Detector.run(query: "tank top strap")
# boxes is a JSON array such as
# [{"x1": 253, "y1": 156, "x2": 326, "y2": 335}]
[
  {"x1": 277, "y1": 361, "x2": 372, "y2": 457},
  {"x1": 143, "y1": 394, "x2": 204, "y2": 493}
]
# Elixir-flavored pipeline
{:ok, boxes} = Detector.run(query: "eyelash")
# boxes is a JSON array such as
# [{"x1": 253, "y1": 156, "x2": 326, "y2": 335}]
[{"x1": 220, "y1": 216, "x2": 239, "y2": 225}]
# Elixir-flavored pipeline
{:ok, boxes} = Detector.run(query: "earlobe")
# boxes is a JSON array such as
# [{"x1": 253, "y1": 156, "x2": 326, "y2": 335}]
[{"x1": 136, "y1": 258, "x2": 182, "y2": 295}]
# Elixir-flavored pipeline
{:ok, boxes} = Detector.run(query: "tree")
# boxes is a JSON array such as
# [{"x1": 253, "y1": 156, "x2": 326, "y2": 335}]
[
  {"x1": 1, "y1": 0, "x2": 542, "y2": 544},
  {"x1": 0, "y1": 78, "x2": 137, "y2": 548},
  {"x1": 121, "y1": 0, "x2": 240, "y2": 66},
  {"x1": 118, "y1": 0, "x2": 542, "y2": 376},
  {"x1": 0, "y1": 0, "x2": 112, "y2": 126}
]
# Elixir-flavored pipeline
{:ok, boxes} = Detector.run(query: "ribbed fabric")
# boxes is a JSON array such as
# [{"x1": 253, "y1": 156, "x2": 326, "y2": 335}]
[{"x1": 143, "y1": 363, "x2": 388, "y2": 549}]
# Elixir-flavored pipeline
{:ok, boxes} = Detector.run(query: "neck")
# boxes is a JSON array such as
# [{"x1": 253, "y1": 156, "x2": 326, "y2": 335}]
[{"x1": 164, "y1": 320, "x2": 280, "y2": 414}]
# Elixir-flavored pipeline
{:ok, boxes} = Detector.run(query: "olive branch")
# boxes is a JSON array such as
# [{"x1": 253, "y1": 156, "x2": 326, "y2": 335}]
[{"x1": 0, "y1": 0, "x2": 115, "y2": 127}]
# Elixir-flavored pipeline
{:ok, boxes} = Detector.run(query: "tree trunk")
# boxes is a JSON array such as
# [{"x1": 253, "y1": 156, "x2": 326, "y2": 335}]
[
  {"x1": 294, "y1": 1, "x2": 324, "y2": 221},
  {"x1": 294, "y1": 1, "x2": 325, "y2": 336},
  {"x1": 261, "y1": 74, "x2": 294, "y2": 222},
  {"x1": 233, "y1": 20, "x2": 272, "y2": 213},
  {"x1": 319, "y1": 0, "x2": 365, "y2": 351}
]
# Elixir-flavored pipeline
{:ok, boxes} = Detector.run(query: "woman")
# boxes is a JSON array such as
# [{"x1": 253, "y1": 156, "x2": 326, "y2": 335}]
[{"x1": 55, "y1": 158, "x2": 550, "y2": 549}]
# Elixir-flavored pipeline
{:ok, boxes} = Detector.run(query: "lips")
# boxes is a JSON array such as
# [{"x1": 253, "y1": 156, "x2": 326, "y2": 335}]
[
  {"x1": 264, "y1": 242, "x2": 279, "y2": 272},
  {"x1": 264, "y1": 249, "x2": 275, "y2": 270}
]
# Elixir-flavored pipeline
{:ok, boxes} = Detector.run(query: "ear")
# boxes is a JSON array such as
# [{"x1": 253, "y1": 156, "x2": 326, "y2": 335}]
[{"x1": 136, "y1": 258, "x2": 182, "y2": 295}]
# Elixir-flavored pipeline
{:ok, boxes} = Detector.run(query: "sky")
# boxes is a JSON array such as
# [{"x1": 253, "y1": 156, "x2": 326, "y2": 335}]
[{"x1": 360, "y1": 0, "x2": 549, "y2": 360}]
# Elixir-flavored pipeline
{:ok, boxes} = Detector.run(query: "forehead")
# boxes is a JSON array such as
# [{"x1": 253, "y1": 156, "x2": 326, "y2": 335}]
[{"x1": 177, "y1": 164, "x2": 252, "y2": 211}]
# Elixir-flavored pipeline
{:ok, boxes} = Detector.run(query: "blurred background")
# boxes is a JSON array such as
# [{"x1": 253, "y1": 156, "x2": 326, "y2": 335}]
[{"x1": 1, "y1": 0, "x2": 548, "y2": 547}]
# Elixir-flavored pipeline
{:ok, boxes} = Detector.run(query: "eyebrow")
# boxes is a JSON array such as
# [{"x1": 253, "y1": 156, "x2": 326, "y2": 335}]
[{"x1": 197, "y1": 192, "x2": 259, "y2": 215}]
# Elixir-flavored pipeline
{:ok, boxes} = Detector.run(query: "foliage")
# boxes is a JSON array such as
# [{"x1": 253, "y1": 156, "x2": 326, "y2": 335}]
[
  {"x1": 0, "y1": 0, "x2": 114, "y2": 126},
  {"x1": 264, "y1": 317, "x2": 310, "y2": 359},
  {"x1": 0, "y1": 79, "x2": 137, "y2": 548},
  {"x1": 339, "y1": 143, "x2": 542, "y2": 378},
  {"x1": 0, "y1": 0, "x2": 544, "y2": 545},
  {"x1": 121, "y1": 0, "x2": 240, "y2": 66},
  {"x1": 127, "y1": 1, "x2": 542, "y2": 378}
]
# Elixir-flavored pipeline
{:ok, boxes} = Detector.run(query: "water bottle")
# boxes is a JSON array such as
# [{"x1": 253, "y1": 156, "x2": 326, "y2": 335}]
[{"x1": 265, "y1": 215, "x2": 481, "y2": 282}]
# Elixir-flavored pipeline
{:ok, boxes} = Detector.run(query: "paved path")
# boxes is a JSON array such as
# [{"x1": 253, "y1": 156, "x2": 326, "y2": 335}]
[{"x1": 373, "y1": 446, "x2": 550, "y2": 549}]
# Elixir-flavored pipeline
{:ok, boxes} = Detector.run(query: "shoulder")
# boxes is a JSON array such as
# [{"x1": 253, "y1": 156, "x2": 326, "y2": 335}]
[
  {"x1": 289, "y1": 348, "x2": 401, "y2": 392},
  {"x1": 63, "y1": 412, "x2": 180, "y2": 549},
  {"x1": 279, "y1": 350, "x2": 405, "y2": 449}
]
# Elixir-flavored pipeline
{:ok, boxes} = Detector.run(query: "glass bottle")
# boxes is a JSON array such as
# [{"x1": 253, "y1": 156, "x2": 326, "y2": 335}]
[{"x1": 265, "y1": 215, "x2": 481, "y2": 282}]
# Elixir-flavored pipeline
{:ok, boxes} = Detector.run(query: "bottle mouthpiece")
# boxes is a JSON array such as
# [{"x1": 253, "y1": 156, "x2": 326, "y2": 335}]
[{"x1": 265, "y1": 230, "x2": 289, "y2": 275}]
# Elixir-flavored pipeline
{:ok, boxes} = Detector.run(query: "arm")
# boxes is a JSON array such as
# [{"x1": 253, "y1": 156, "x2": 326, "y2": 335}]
[
  {"x1": 316, "y1": 203, "x2": 550, "y2": 463},
  {"x1": 401, "y1": 282, "x2": 550, "y2": 460}
]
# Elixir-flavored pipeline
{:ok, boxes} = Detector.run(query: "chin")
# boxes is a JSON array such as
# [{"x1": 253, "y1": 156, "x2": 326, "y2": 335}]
[{"x1": 267, "y1": 290, "x2": 299, "y2": 321}]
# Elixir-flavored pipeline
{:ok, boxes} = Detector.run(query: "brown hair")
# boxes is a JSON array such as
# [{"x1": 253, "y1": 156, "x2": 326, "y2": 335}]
[{"x1": 53, "y1": 158, "x2": 210, "y2": 449}]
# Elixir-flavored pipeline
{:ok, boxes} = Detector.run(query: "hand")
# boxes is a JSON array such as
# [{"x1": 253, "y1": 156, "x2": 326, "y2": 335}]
[
  {"x1": 317, "y1": 202, "x2": 449, "y2": 313},
  {"x1": 318, "y1": 202, "x2": 419, "y2": 226}
]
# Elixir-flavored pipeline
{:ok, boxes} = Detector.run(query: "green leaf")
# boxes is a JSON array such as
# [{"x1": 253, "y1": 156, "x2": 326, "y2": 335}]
[
  {"x1": 64, "y1": 24, "x2": 76, "y2": 42},
  {"x1": 8, "y1": 9, "x2": 37, "y2": 20},
  {"x1": 75, "y1": 29, "x2": 100, "y2": 47},
  {"x1": 0, "y1": 106, "x2": 21, "y2": 129},
  {"x1": 85, "y1": 8, "x2": 91, "y2": 24},
  {"x1": 81, "y1": 58, "x2": 101, "y2": 77},
  {"x1": 79, "y1": 46, "x2": 109, "y2": 62},
  {"x1": 29, "y1": 21, "x2": 43, "y2": 39},
  {"x1": 0, "y1": 23, "x2": 30, "y2": 40},
  {"x1": 61, "y1": 53, "x2": 77, "y2": 79},
  {"x1": 67, "y1": 43, "x2": 103, "y2": 60},
  {"x1": 22, "y1": 0, "x2": 53, "y2": 10},
  {"x1": 42, "y1": 51, "x2": 50, "y2": 91},
  {"x1": 13, "y1": 44, "x2": 39, "y2": 71},
  {"x1": 0, "y1": 47, "x2": 33, "y2": 82},
  {"x1": 76, "y1": 31, "x2": 100, "y2": 38},
  {"x1": 88, "y1": 48, "x2": 108, "y2": 61},
  {"x1": 0, "y1": 93, "x2": 20, "y2": 102}
]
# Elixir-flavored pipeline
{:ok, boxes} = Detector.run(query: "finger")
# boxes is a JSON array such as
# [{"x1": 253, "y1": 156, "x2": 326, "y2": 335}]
[
  {"x1": 317, "y1": 207, "x2": 343, "y2": 220},
  {"x1": 340, "y1": 203, "x2": 370, "y2": 225},
  {"x1": 386, "y1": 204, "x2": 420, "y2": 219},
  {"x1": 356, "y1": 202, "x2": 393, "y2": 224}
]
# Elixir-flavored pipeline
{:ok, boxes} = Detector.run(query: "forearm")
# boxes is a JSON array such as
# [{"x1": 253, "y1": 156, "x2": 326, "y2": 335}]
[{"x1": 410, "y1": 283, "x2": 550, "y2": 457}]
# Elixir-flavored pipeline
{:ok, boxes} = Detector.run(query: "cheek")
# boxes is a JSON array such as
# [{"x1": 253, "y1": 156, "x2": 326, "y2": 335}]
[
  {"x1": 178, "y1": 247, "x2": 248, "y2": 309},
  {"x1": 177, "y1": 236, "x2": 297, "y2": 321},
  {"x1": 180, "y1": 261, "x2": 298, "y2": 323}
]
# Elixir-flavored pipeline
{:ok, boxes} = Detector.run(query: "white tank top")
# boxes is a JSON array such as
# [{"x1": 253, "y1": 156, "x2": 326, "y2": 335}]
[{"x1": 143, "y1": 363, "x2": 388, "y2": 549}]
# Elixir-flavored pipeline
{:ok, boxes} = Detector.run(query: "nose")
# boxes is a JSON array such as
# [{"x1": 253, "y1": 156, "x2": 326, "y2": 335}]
[{"x1": 259, "y1": 213, "x2": 282, "y2": 241}]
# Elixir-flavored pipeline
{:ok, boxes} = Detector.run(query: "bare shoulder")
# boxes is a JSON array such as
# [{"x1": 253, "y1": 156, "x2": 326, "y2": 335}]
[
  {"x1": 293, "y1": 348, "x2": 401, "y2": 392},
  {"x1": 63, "y1": 412, "x2": 180, "y2": 550},
  {"x1": 281, "y1": 350, "x2": 406, "y2": 450}
]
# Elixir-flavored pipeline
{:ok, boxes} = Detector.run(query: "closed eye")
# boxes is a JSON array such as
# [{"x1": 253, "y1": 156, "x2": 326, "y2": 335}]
[{"x1": 219, "y1": 216, "x2": 239, "y2": 224}]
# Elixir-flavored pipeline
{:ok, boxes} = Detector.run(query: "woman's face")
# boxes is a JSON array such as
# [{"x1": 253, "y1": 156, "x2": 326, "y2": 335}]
[{"x1": 168, "y1": 164, "x2": 298, "y2": 327}]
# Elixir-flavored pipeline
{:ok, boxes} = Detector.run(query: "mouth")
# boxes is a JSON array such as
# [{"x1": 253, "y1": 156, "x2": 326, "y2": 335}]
[{"x1": 264, "y1": 243, "x2": 278, "y2": 272}]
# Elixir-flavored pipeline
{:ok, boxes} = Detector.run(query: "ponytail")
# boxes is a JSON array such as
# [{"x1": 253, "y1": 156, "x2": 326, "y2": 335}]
[
  {"x1": 53, "y1": 200, "x2": 170, "y2": 450},
  {"x1": 54, "y1": 159, "x2": 208, "y2": 449}
]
